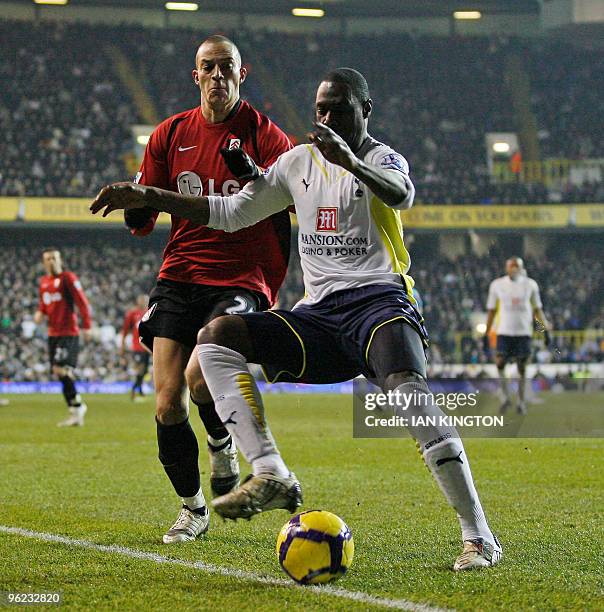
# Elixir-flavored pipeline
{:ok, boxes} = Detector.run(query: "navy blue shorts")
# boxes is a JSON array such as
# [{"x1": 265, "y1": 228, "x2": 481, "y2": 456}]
[
  {"x1": 241, "y1": 285, "x2": 428, "y2": 384},
  {"x1": 496, "y1": 335, "x2": 531, "y2": 359}
]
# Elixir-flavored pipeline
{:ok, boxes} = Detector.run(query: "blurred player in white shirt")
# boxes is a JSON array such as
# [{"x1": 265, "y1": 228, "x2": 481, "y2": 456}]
[{"x1": 485, "y1": 257, "x2": 549, "y2": 414}]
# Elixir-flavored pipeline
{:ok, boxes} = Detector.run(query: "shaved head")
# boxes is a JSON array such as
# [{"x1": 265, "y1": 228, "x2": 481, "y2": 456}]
[
  {"x1": 506, "y1": 256, "x2": 524, "y2": 279},
  {"x1": 195, "y1": 35, "x2": 241, "y2": 69},
  {"x1": 506, "y1": 257, "x2": 524, "y2": 269},
  {"x1": 193, "y1": 33, "x2": 246, "y2": 122}
]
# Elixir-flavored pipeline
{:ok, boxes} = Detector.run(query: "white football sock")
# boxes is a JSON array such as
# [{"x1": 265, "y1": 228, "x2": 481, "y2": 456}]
[
  {"x1": 207, "y1": 434, "x2": 231, "y2": 448},
  {"x1": 197, "y1": 343, "x2": 289, "y2": 479},
  {"x1": 498, "y1": 368, "x2": 510, "y2": 400},
  {"x1": 183, "y1": 487, "x2": 206, "y2": 512},
  {"x1": 394, "y1": 382, "x2": 493, "y2": 543},
  {"x1": 518, "y1": 373, "x2": 526, "y2": 402}
]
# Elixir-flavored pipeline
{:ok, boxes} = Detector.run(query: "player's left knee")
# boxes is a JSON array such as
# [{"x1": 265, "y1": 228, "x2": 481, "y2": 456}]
[
  {"x1": 381, "y1": 370, "x2": 426, "y2": 393},
  {"x1": 53, "y1": 365, "x2": 68, "y2": 379},
  {"x1": 197, "y1": 315, "x2": 254, "y2": 360}
]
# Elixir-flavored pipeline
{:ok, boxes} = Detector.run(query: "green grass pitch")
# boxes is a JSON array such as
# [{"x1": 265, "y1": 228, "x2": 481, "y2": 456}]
[{"x1": 1, "y1": 393, "x2": 602, "y2": 611}]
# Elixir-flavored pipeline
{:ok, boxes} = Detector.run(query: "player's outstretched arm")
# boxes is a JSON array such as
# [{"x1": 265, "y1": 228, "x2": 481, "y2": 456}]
[
  {"x1": 91, "y1": 182, "x2": 211, "y2": 225},
  {"x1": 91, "y1": 173, "x2": 290, "y2": 232},
  {"x1": 308, "y1": 123, "x2": 412, "y2": 208}
]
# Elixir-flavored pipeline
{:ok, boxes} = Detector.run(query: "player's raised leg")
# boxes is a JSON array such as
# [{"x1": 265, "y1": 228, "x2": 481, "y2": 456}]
[
  {"x1": 154, "y1": 337, "x2": 209, "y2": 542},
  {"x1": 368, "y1": 320, "x2": 502, "y2": 571},
  {"x1": 185, "y1": 354, "x2": 240, "y2": 496},
  {"x1": 197, "y1": 315, "x2": 301, "y2": 519}
]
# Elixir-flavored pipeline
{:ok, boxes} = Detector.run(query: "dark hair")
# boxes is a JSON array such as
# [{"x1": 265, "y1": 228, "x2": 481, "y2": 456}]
[{"x1": 323, "y1": 67, "x2": 370, "y2": 104}]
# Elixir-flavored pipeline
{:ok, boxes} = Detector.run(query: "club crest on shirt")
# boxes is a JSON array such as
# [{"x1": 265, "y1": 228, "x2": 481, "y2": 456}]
[
  {"x1": 315, "y1": 207, "x2": 338, "y2": 232},
  {"x1": 380, "y1": 153, "x2": 406, "y2": 172}
]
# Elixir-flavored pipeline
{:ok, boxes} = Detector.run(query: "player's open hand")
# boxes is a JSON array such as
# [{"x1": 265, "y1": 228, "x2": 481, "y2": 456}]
[
  {"x1": 308, "y1": 123, "x2": 357, "y2": 171},
  {"x1": 90, "y1": 182, "x2": 152, "y2": 217}
]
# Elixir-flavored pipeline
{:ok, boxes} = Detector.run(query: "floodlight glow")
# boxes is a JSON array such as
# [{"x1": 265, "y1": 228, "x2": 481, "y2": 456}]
[
  {"x1": 453, "y1": 11, "x2": 482, "y2": 20},
  {"x1": 165, "y1": 2, "x2": 199, "y2": 11},
  {"x1": 476, "y1": 323, "x2": 487, "y2": 334},
  {"x1": 493, "y1": 142, "x2": 511, "y2": 153},
  {"x1": 137, "y1": 135, "x2": 150, "y2": 145},
  {"x1": 292, "y1": 8, "x2": 325, "y2": 18},
  {"x1": 34, "y1": 0, "x2": 69, "y2": 5}
]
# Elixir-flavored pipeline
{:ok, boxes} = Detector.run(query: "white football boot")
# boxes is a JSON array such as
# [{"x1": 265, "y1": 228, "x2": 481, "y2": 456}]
[
  {"x1": 57, "y1": 403, "x2": 87, "y2": 427},
  {"x1": 208, "y1": 438, "x2": 240, "y2": 497},
  {"x1": 162, "y1": 506, "x2": 209, "y2": 544},
  {"x1": 212, "y1": 472, "x2": 302, "y2": 520},
  {"x1": 454, "y1": 535, "x2": 503, "y2": 571}
]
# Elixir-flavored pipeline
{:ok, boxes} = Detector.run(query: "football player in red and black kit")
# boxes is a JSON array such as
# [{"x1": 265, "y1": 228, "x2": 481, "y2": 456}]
[
  {"x1": 120, "y1": 294, "x2": 150, "y2": 401},
  {"x1": 124, "y1": 35, "x2": 292, "y2": 543},
  {"x1": 34, "y1": 248, "x2": 92, "y2": 427}
]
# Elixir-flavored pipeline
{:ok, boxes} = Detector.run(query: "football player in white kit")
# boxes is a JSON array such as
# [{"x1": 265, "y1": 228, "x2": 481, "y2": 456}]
[
  {"x1": 92, "y1": 68, "x2": 503, "y2": 571},
  {"x1": 485, "y1": 257, "x2": 550, "y2": 414}
]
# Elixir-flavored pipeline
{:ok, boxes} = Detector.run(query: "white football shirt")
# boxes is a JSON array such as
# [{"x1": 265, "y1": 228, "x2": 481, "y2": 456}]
[
  {"x1": 207, "y1": 137, "x2": 416, "y2": 305},
  {"x1": 486, "y1": 274, "x2": 542, "y2": 336}
]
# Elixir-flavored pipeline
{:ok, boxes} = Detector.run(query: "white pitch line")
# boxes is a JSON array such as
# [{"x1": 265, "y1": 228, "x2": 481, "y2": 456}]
[{"x1": 0, "y1": 525, "x2": 451, "y2": 612}]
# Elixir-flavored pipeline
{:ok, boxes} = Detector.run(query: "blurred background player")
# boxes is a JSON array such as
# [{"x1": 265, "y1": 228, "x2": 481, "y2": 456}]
[
  {"x1": 34, "y1": 248, "x2": 92, "y2": 427},
  {"x1": 484, "y1": 257, "x2": 550, "y2": 414},
  {"x1": 121, "y1": 294, "x2": 150, "y2": 401},
  {"x1": 123, "y1": 34, "x2": 292, "y2": 543}
]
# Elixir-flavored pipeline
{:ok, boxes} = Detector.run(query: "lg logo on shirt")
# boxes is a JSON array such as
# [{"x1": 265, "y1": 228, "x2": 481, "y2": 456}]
[
  {"x1": 43, "y1": 292, "x2": 62, "y2": 305},
  {"x1": 315, "y1": 207, "x2": 338, "y2": 232},
  {"x1": 177, "y1": 171, "x2": 241, "y2": 197}
]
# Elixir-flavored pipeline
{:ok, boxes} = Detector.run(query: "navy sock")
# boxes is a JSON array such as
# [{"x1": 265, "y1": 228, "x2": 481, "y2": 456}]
[{"x1": 194, "y1": 399, "x2": 229, "y2": 441}]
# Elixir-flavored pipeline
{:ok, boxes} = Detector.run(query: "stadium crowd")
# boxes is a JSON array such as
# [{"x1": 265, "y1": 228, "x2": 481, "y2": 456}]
[
  {"x1": 1, "y1": 236, "x2": 602, "y2": 382},
  {"x1": 0, "y1": 20, "x2": 137, "y2": 198},
  {"x1": 0, "y1": 20, "x2": 602, "y2": 204},
  {"x1": 0, "y1": 243, "x2": 159, "y2": 382}
]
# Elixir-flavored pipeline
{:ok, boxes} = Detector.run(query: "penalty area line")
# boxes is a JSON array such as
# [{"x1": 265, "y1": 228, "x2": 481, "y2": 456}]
[{"x1": 0, "y1": 525, "x2": 451, "y2": 612}]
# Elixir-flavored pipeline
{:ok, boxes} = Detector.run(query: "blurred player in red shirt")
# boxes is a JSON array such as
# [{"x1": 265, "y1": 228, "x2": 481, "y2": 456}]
[
  {"x1": 122, "y1": 35, "x2": 292, "y2": 543},
  {"x1": 34, "y1": 248, "x2": 92, "y2": 427},
  {"x1": 120, "y1": 294, "x2": 150, "y2": 401}
]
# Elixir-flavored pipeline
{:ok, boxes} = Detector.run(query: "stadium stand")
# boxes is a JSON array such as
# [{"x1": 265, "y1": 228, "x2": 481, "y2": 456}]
[
  {"x1": 0, "y1": 20, "x2": 142, "y2": 197},
  {"x1": 0, "y1": 20, "x2": 602, "y2": 203},
  {"x1": 0, "y1": 241, "x2": 159, "y2": 382},
  {"x1": 0, "y1": 18, "x2": 601, "y2": 381},
  {"x1": 1, "y1": 233, "x2": 601, "y2": 381}
]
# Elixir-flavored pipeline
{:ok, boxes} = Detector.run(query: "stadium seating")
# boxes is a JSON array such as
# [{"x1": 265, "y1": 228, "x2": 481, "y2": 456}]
[
  {"x1": 0, "y1": 243, "x2": 159, "y2": 382},
  {"x1": 0, "y1": 20, "x2": 602, "y2": 203},
  {"x1": 1, "y1": 235, "x2": 601, "y2": 381},
  {"x1": 0, "y1": 19, "x2": 601, "y2": 381},
  {"x1": 0, "y1": 20, "x2": 140, "y2": 197}
]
